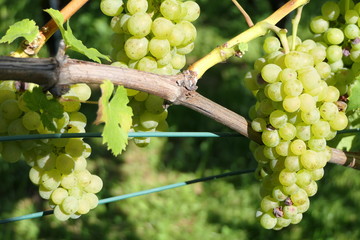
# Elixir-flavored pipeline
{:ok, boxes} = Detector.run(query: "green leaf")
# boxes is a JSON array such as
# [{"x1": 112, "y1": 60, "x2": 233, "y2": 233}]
[
  {"x1": 94, "y1": 80, "x2": 133, "y2": 156},
  {"x1": 0, "y1": 19, "x2": 39, "y2": 44},
  {"x1": 237, "y1": 42, "x2": 248, "y2": 54},
  {"x1": 44, "y1": 8, "x2": 110, "y2": 63},
  {"x1": 348, "y1": 78, "x2": 360, "y2": 111},
  {"x1": 23, "y1": 87, "x2": 64, "y2": 131}
]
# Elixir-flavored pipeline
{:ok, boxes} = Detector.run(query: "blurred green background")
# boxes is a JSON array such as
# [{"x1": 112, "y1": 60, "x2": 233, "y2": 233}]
[{"x1": 0, "y1": 0, "x2": 360, "y2": 239}]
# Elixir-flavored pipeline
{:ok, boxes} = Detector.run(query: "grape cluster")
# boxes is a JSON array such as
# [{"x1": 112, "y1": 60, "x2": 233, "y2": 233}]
[
  {"x1": 245, "y1": 34, "x2": 349, "y2": 229},
  {"x1": 100, "y1": 0, "x2": 200, "y2": 146},
  {"x1": 0, "y1": 81, "x2": 102, "y2": 221},
  {"x1": 310, "y1": 0, "x2": 360, "y2": 88}
]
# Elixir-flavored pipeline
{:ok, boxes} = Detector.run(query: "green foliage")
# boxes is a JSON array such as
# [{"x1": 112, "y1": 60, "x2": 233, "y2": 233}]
[
  {"x1": 44, "y1": 8, "x2": 110, "y2": 63},
  {"x1": 23, "y1": 87, "x2": 63, "y2": 131},
  {"x1": 0, "y1": 19, "x2": 39, "y2": 44},
  {"x1": 348, "y1": 78, "x2": 360, "y2": 112},
  {"x1": 94, "y1": 81, "x2": 133, "y2": 156}
]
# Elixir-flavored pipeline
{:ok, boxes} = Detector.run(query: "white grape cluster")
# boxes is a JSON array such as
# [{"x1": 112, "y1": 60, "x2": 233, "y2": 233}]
[
  {"x1": 0, "y1": 81, "x2": 102, "y2": 221},
  {"x1": 100, "y1": 0, "x2": 200, "y2": 146},
  {"x1": 310, "y1": 0, "x2": 360, "y2": 89},
  {"x1": 245, "y1": 35, "x2": 349, "y2": 229}
]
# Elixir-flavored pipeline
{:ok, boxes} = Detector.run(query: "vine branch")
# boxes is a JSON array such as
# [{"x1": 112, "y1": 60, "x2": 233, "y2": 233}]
[{"x1": 0, "y1": 56, "x2": 359, "y2": 170}]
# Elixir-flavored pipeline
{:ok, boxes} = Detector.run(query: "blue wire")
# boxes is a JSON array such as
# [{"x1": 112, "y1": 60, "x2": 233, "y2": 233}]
[{"x1": 0, "y1": 169, "x2": 255, "y2": 224}]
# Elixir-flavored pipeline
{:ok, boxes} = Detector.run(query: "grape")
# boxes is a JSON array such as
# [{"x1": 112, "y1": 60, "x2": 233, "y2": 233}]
[
  {"x1": 56, "y1": 154, "x2": 75, "y2": 175},
  {"x1": 321, "y1": 1, "x2": 340, "y2": 21},
  {"x1": 100, "y1": 0, "x2": 124, "y2": 17},
  {"x1": 36, "y1": 152, "x2": 57, "y2": 170},
  {"x1": 261, "y1": 129, "x2": 280, "y2": 148},
  {"x1": 261, "y1": 64, "x2": 282, "y2": 83},
  {"x1": 8, "y1": 118, "x2": 29, "y2": 135},
  {"x1": 325, "y1": 28, "x2": 344, "y2": 44},
  {"x1": 51, "y1": 188, "x2": 69, "y2": 205},
  {"x1": 127, "y1": 13, "x2": 152, "y2": 37},
  {"x1": 126, "y1": 0, "x2": 148, "y2": 14},
  {"x1": 53, "y1": 205, "x2": 70, "y2": 221},
  {"x1": 182, "y1": 1, "x2": 200, "y2": 22},
  {"x1": 263, "y1": 36, "x2": 281, "y2": 54},
  {"x1": 124, "y1": 37, "x2": 149, "y2": 60},
  {"x1": 68, "y1": 84, "x2": 92, "y2": 102},
  {"x1": 151, "y1": 17, "x2": 174, "y2": 39},
  {"x1": 76, "y1": 169, "x2": 92, "y2": 188},
  {"x1": 2, "y1": 142, "x2": 22, "y2": 163},
  {"x1": 1, "y1": 99, "x2": 22, "y2": 120},
  {"x1": 41, "y1": 169, "x2": 62, "y2": 191},
  {"x1": 61, "y1": 196, "x2": 79, "y2": 215},
  {"x1": 65, "y1": 139, "x2": 85, "y2": 158},
  {"x1": 84, "y1": 175, "x2": 103, "y2": 194},
  {"x1": 160, "y1": 0, "x2": 182, "y2": 21},
  {"x1": 29, "y1": 166, "x2": 43, "y2": 185},
  {"x1": 260, "y1": 213, "x2": 277, "y2": 229},
  {"x1": 149, "y1": 38, "x2": 171, "y2": 59},
  {"x1": 22, "y1": 111, "x2": 41, "y2": 130}
]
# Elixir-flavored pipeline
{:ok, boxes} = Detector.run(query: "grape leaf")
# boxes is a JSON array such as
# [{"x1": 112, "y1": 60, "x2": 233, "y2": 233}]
[
  {"x1": 94, "y1": 80, "x2": 133, "y2": 156},
  {"x1": 0, "y1": 19, "x2": 39, "y2": 44},
  {"x1": 23, "y1": 87, "x2": 64, "y2": 131},
  {"x1": 348, "y1": 78, "x2": 360, "y2": 111},
  {"x1": 44, "y1": 8, "x2": 110, "y2": 63}
]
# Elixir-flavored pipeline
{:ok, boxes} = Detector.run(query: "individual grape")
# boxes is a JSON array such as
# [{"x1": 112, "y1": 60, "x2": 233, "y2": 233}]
[
  {"x1": 61, "y1": 196, "x2": 79, "y2": 215},
  {"x1": 22, "y1": 111, "x2": 41, "y2": 130},
  {"x1": 261, "y1": 129, "x2": 281, "y2": 148},
  {"x1": 311, "y1": 120, "x2": 331, "y2": 138},
  {"x1": 67, "y1": 84, "x2": 92, "y2": 102},
  {"x1": 149, "y1": 38, "x2": 171, "y2": 59},
  {"x1": 124, "y1": 37, "x2": 149, "y2": 60},
  {"x1": 321, "y1": 1, "x2": 340, "y2": 20},
  {"x1": 329, "y1": 111, "x2": 348, "y2": 130},
  {"x1": 319, "y1": 102, "x2": 339, "y2": 120},
  {"x1": 1, "y1": 99, "x2": 22, "y2": 120},
  {"x1": 260, "y1": 212, "x2": 277, "y2": 229},
  {"x1": 29, "y1": 166, "x2": 43, "y2": 185},
  {"x1": 76, "y1": 169, "x2": 92, "y2": 188},
  {"x1": 303, "y1": 180, "x2": 318, "y2": 197},
  {"x1": 261, "y1": 196, "x2": 279, "y2": 212},
  {"x1": 251, "y1": 117, "x2": 267, "y2": 132},
  {"x1": 284, "y1": 51, "x2": 314, "y2": 70},
  {"x1": 60, "y1": 96, "x2": 81, "y2": 113},
  {"x1": 41, "y1": 169, "x2": 62, "y2": 191},
  {"x1": 65, "y1": 139, "x2": 85, "y2": 158},
  {"x1": 182, "y1": 1, "x2": 200, "y2": 22},
  {"x1": 326, "y1": 45, "x2": 343, "y2": 62},
  {"x1": 126, "y1": 0, "x2": 148, "y2": 14},
  {"x1": 56, "y1": 154, "x2": 75, "y2": 175},
  {"x1": 39, "y1": 185, "x2": 53, "y2": 200},
  {"x1": 160, "y1": 0, "x2": 182, "y2": 21},
  {"x1": 324, "y1": 28, "x2": 344, "y2": 45},
  {"x1": 284, "y1": 155, "x2": 301, "y2": 172},
  {"x1": 84, "y1": 175, "x2": 103, "y2": 194},
  {"x1": 127, "y1": 13, "x2": 152, "y2": 38},
  {"x1": 8, "y1": 118, "x2": 29, "y2": 136},
  {"x1": 53, "y1": 205, "x2": 70, "y2": 221},
  {"x1": 290, "y1": 139, "x2": 307, "y2": 155},
  {"x1": 261, "y1": 64, "x2": 282, "y2": 83},
  {"x1": 300, "y1": 150, "x2": 320, "y2": 170},
  {"x1": 51, "y1": 187, "x2": 69, "y2": 205},
  {"x1": 263, "y1": 36, "x2": 281, "y2": 54},
  {"x1": 2, "y1": 142, "x2": 22, "y2": 163},
  {"x1": 100, "y1": 0, "x2": 124, "y2": 17},
  {"x1": 76, "y1": 197, "x2": 91, "y2": 215},
  {"x1": 265, "y1": 82, "x2": 284, "y2": 102},
  {"x1": 282, "y1": 96, "x2": 301, "y2": 113},
  {"x1": 36, "y1": 152, "x2": 57, "y2": 170},
  {"x1": 151, "y1": 17, "x2": 174, "y2": 39}
]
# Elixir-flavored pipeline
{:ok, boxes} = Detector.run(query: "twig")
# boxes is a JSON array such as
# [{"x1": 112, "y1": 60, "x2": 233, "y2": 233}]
[
  {"x1": 14, "y1": 0, "x2": 89, "y2": 57},
  {"x1": 231, "y1": 0, "x2": 254, "y2": 27},
  {"x1": 0, "y1": 56, "x2": 359, "y2": 170}
]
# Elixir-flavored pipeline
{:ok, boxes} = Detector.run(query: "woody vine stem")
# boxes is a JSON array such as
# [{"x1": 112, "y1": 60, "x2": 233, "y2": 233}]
[{"x1": 0, "y1": 0, "x2": 359, "y2": 169}]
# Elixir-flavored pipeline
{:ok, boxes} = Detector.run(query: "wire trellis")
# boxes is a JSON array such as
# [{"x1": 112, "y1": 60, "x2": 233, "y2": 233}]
[{"x1": 0, "y1": 129, "x2": 358, "y2": 224}]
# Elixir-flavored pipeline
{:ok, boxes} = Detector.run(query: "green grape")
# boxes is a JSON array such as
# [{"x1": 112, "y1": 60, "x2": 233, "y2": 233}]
[
  {"x1": 36, "y1": 152, "x2": 57, "y2": 170},
  {"x1": 182, "y1": 1, "x2": 200, "y2": 22},
  {"x1": 290, "y1": 139, "x2": 307, "y2": 155},
  {"x1": 321, "y1": 1, "x2": 340, "y2": 21},
  {"x1": 291, "y1": 213, "x2": 303, "y2": 224},
  {"x1": 282, "y1": 96, "x2": 301, "y2": 113},
  {"x1": 76, "y1": 169, "x2": 92, "y2": 188},
  {"x1": 84, "y1": 175, "x2": 103, "y2": 194},
  {"x1": 149, "y1": 38, "x2": 171, "y2": 59},
  {"x1": 326, "y1": 45, "x2": 343, "y2": 62},
  {"x1": 77, "y1": 197, "x2": 91, "y2": 215},
  {"x1": 39, "y1": 185, "x2": 53, "y2": 200},
  {"x1": 299, "y1": 93, "x2": 316, "y2": 112},
  {"x1": 303, "y1": 180, "x2": 318, "y2": 197},
  {"x1": 83, "y1": 192, "x2": 99, "y2": 210},
  {"x1": 301, "y1": 108, "x2": 320, "y2": 124},
  {"x1": 144, "y1": 94, "x2": 164, "y2": 114},
  {"x1": 283, "y1": 80, "x2": 303, "y2": 97},
  {"x1": 275, "y1": 141, "x2": 291, "y2": 157},
  {"x1": 167, "y1": 24, "x2": 186, "y2": 47},
  {"x1": 137, "y1": 56, "x2": 157, "y2": 72},
  {"x1": 324, "y1": 28, "x2": 344, "y2": 45},
  {"x1": 0, "y1": 89, "x2": 16, "y2": 105},
  {"x1": 300, "y1": 150, "x2": 320, "y2": 170},
  {"x1": 297, "y1": 67, "x2": 321, "y2": 91},
  {"x1": 171, "y1": 53, "x2": 186, "y2": 70},
  {"x1": 127, "y1": 13, "x2": 152, "y2": 38},
  {"x1": 345, "y1": 9, "x2": 359, "y2": 23},
  {"x1": 151, "y1": 17, "x2": 174, "y2": 39},
  {"x1": 261, "y1": 129, "x2": 281, "y2": 148},
  {"x1": 51, "y1": 187, "x2": 69, "y2": 205},
  {"x1": 296, "y1": 123, "x2": 311, "y2": 141},
  {"x1": 284, "y1": 51, "x2": 314, "y2": 70},
  {"x1": 65, "y1": 139, "x2": 85, "y2": 158},
  {"x1": 283, "y1": 205, "x2": 298, "y2": 219},
  {"x1": 284, "y1": 155, "x2": 301, "y2": 172},
  {"x1": 160, "y1": 0, "x2": 182, "y2": 21},
  {"x1": 260, "y1": 212, "x2": 277, "y2": 229},
  {"x1": 296, "y1": 169, "x2": 312, "y2": 187},
  {"x1": 176, "y1": 42, "x2": 195, "y2": 55},
  {"x1": 261, "y1": 64, "x2": 282, "y2": 83},
  {"x1": 263, "y1": 146, "x2": 279, "y2": 160},
  {"x1": 68, "y1": 187, "x2": 83, "y2": 199},
  {"x1": 124, "y1": 37, "x2": 149, "y2": 60},
  {"x1": 344, "y1": 24, "x2": 360, "y2": 39},
  {"x1": 311, "y1": 120, "x2": 331, "y2": 138},
  {"x1": 61, "y1": 196, "x2": 79, "y2": 215},
  {"x1": 29, "y1": 166, "x2": 43, "y2": 185},
  {"x1": 279, "y1": 169, "x2": 297, "y2": 186},
  {"x1": 263, "y1": 36, "x2": 281, "y2": 54},
  {"x1": 74, "y1": 156, "x2": 88, "y2": 171},
  {"x1": 68, "y1": 84, "x2": 92, "y2": 102},
  {"x1": 272, "y1": 186, "x2": 288, "y2": 201},
  {"x1": 126, "y1": 0, "x2": 148, "y2": 14},
  {"x1": 69, "y1": 112, "x2": 87, "y2": 129},
  {"x1": 1, "y1": 99, "x2": 22, "y2": 120},
  {"x1": 53, "y1": 205, "x2": 71, "y2": 221},
  {"x1": 265, "y1": 82, "x2": 284, "y2": 102},
  {"x1": 279, "y1": 68, "x2": 297, "y2": 83},
  {"x1": 308, "y1": 138, "x2": 327, "y2": 151},
  {"x1": 41, "y1": 169, "x2": 62, "y2": 190},
  {"x1": 329, "y1": 111, "x2": 348, "y2": 130},
  {"x1": 61, "y1": 173, "x2": 77, "y2": 189},
  {"x1": 251, "y1": 117, "x2": 267, "y2": 132},
  {"x1": 56, "y1": 154, "x2": 75, "y2": 174},
  {"x1": 60, "y1": 96, "x2": 81, "y2": 113},
  {"x1": 100, "y1": 0, "x2": 124, "y2": 17},
  {"x1": 8, "y1": 118, "x2": 29, "y2": 136},
  {"x1": 261, "y1": 195, "x2": 279, "y2": 212},
  {"x1": 22, "y1": 111, "x2": 41, "y2": 130},
  {"x1": 2, "y1": 141, "x2": 22, "y2": 163}
]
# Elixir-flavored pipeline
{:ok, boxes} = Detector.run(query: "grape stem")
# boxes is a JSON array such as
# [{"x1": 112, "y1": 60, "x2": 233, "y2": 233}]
[
  {"x1": 231, "y1": 0, "x2": 254, "y2": 27},
  {"x1": 291, "y1": 5, "x2": 304, "y2": 51},
  {"x1": 189, "y1": 0, "x2": 309, "y2": 80},
  {"x1": 13, "y1": 0, "x2": 89, "y2": 57},
  {"x1": 0, "y1": 55, "x2": 359, "y2": 170}
]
